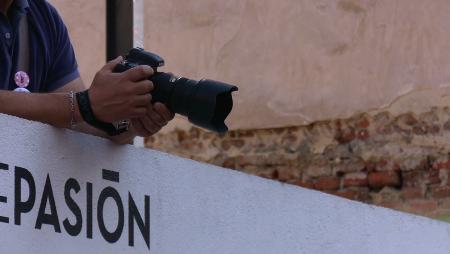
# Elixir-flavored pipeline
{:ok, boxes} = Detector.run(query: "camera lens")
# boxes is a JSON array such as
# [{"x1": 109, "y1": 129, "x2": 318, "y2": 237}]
[{"x1": 150, "y1": 73, "x2": 238, "y2": 133}]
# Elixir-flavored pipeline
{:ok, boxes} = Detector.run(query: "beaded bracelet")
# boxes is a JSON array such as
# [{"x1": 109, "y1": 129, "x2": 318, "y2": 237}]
[{"x1": 68, "y1": 91, "x2": 76, "y2": 130}]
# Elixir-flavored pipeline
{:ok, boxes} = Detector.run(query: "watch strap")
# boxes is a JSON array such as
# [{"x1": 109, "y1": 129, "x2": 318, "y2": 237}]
[{"x1": 75, "y1": 90, "x2": 127, "y2": 136}]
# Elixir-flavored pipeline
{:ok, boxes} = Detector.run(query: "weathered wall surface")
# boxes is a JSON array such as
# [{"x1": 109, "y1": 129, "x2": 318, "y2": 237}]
[
  {"x1": 144, "y1": 0, "x2": 450, "y2": 130},
  {"x1": 2, "y1": 113, "x2": 450, "y2": 254},
  {"x1": 49, "y1": 0, "x2": 105, "y2": 87},
  {"x1": 146, "y1": 107, "x2": 450, "y2": 219}
]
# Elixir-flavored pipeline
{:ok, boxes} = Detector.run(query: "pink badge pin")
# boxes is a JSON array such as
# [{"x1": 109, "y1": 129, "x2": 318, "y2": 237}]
[{"x1": 14, "y1": 71, "x2": 30, "y2": 88}]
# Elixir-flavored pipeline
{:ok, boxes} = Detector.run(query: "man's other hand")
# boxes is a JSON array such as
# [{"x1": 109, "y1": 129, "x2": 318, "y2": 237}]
[
  {"x1": 131, "y1": 102, "x2": 175, "y2": 137},
  {"x1": 108, "y1": 103, "x2": 174, "y2": 144}
]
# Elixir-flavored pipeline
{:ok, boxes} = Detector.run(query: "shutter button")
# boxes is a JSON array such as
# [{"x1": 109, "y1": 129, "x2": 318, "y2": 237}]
[{"x1": 5, "y1": 33, "x2": 10, "y2": 39}]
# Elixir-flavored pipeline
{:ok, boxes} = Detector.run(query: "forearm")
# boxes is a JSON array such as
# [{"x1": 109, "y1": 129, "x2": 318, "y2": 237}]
[
  {"x1": 12, "y1": 60, "x2": 169, "y2": 144},
  {"x1": 0, "y1": 90, "x2": 136, "y2": 144},
  {"x1": 0, "y1": 90, "x2": 74, "y2": 128}
]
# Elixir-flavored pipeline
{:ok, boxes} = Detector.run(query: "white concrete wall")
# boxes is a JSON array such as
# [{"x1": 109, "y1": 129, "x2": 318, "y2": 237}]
[{"x1": 0, "y1": 113, "x2": 449, "y2": 254}]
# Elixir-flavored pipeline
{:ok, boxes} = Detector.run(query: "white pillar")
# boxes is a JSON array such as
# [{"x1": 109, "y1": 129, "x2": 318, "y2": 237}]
[{"x1": 133, "y1": 0, "x2": 145, "y2": 148}]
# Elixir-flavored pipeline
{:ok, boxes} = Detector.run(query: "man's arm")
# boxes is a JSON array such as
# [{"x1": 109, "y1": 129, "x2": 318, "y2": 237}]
[
  {"x1": 54, "y1": 59, "x2": 174, "y2": 144},
  {"x1": 53, "y1": 75, "x2": 138, "y2": 144},
  {"x1": 0, "y1": 90, "x2": 75, "y2": 128},
  {"x1": 0, "y1": 58, "x2": 151, "y2": 141},
  {"x1": 54, "y1": 76, "x2": 121, "y2": 139},
  {"x1": 0, "y1": 57, "x2": 150, "y2": 128}
]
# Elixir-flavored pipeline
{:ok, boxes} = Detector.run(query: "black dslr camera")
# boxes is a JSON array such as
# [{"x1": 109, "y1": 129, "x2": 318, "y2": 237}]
[{"x1": 114, "y1": 48, "x2": 238, "y2": 133}]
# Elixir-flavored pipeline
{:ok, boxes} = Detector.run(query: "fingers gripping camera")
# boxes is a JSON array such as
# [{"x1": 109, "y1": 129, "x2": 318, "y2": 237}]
[{"x1": 114, "y1": 48, "x2": 238, "y2": 133}]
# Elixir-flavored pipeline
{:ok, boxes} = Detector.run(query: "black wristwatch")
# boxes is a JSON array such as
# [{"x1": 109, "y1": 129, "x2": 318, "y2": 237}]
[{"x1": 75, "y1": 90, "x2": 129, "y2": 136}]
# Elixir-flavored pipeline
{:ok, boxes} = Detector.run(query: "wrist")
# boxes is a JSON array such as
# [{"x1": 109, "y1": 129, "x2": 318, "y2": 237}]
[
  {"x1": 68, "y1": 91, "x2": 81, "y2": 130},
  {"x1": 75, "y1": 90, "x2": 129, "y2": 136},
  {"x1": 73, "y1": 94, "x2": 83, "y2": 125},
  {"x1": 86, "y1": 88, "x2": 102, "y2": 122}
]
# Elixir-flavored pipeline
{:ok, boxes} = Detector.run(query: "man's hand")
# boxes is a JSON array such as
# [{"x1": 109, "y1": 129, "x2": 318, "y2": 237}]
[
  {"x1": 88, "y1": 56, "x2": 154, "y2": 123},
  {"x1": 59, "y1": 57, "x2": 175, "y2": 141},
  {"x1": 131, "y1": 102, "x2": 175, "y2": 137},
  {"x1": 106, "y1": 103, "x2": 174, "y2": 144}
]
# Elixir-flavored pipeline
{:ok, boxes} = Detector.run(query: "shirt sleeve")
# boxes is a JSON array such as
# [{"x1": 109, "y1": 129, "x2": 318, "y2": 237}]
[{"x1": 43, "y1": 3, "x2": 80, "y2": 92}]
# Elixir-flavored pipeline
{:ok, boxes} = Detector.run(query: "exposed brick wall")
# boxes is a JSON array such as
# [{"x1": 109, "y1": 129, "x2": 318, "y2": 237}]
[{"x1": 146, "y1": 107, "x2": 450, "y2": 219}]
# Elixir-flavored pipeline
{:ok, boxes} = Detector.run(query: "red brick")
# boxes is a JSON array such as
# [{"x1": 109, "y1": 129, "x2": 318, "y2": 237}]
[
  {"x1": 400, "y1": 187, "x2": 424, "y2": 200},
  {"x1": 188, "y1": 128, "x2": 201, "y2": 138},
  {"x1": 176, "y1": 130, "x2": 188, "y2": 142},
  {"x1": 428, "y1": 125, "x2": 440, "y2": 134},
  {"x1": 441, "y1": 199, "x2": 450, "y2": 209},
  {"x1": 431, "y1": 186, "x2": 450, "y2": 198},
  {"x1": 447, "y1": 171, "x2": 450, "y2": 186},
  {"x1": 286, "y1": 126, "x2": 300, "y2": 134},
  {"x1": 400, "y1": 113, "x2": 419, "y2": 125},
  {"x1": 273, "y1": 128, "x2": 285, "y2": 134},
  {"x1": 335, "y1": 129, "x2": 355, "y2": 144},
  {"x1": 364, "y1": 161, "x2": 377, "y2": 172},
  {"x1": 393, "y1": 125, "x2": 412, "y2": 135},
  {"x1": 335, "y1": 120, "x2": 342, "y2": 129},
  {"x1": 228, "y1": 131, "x2": 237, "y2": 138},
  {"x1": 376, "y1": 159, "x2": 388, "y2": 168},
  {"x1": 292, "y1": 180, "x2": 314, "y2": 189},
  {"x1": 402, "y1": 170, "x2": 423, "y2": 187},
  {"x1": 407, "y1": 200, "x2": 438, "y2": 213},
  {"x1": 432, "y1": 158, "x2": 450, "y2": 170},
  {"x1": 376, "y1": 125, "x2": 394, "y2": 135},
  {"x1": 257, "y1": 170, "x2": 277, "y2": 179},
  {"x1": 328, "y1": 190, "x2": 357, "y2": 200},
  {"x1": 356, "y1": 117, "x2": 370, "y2": 129},
  {"x1": 282, "y1": 134, "x2": 298, "y2": 143},
  {"x1": 343, "y1": 172, "x2": 368, "y2": 187},
  {"x1": 356, "y1": 129, "x2": 370, "y2": 140},
  {"x1": 328, "y1": 189, "x2": 370, "y2": 202},
  {"x1": 343, "y1": 178, "x2": 368, "y2": 187},
  {"x1": 231, "y1": 139, "x2": 245, "y2": 148},
  {"x1": 221, "y1": 140, "x2": 231, "y2": 151},
  {"x1": 314, "y1": 176, "x2": 340, "y2": 191},
  {"x1": 237, "y1": 130, "x2": 255, "y2": 138},
  {"x1": 368, "y1": 171, "x2": 401, "y2": 189},
  {"x1": 444, "y1": 120, "x2": 450, "y2": 131},
  {"x1": 275, "y1": 169, "x2": 297, "y2": 182},
  {"x1": 378, "y1": 202, "x2": 404, "y2": 211},
  {"x1": 235, "y1": 155, "x2": 252, "y2": 168},
  {"x1": 222, "y1": 158, "x2": 235, "y2": 169},
  {"x1": 412, "y1": 125, "x2": 427, "y2": 135},
  {"x1": 427, "y1": 170, "x2": 441, "y2": 185}
]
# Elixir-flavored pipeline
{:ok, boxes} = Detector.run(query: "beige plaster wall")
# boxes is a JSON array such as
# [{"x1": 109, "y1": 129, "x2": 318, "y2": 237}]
[
  {"x1": 144, "y1": 0, "x2": 450, "y2": 131},
  {"x1": 49, "y1": 0, "x2": 105, "y2": 87}
]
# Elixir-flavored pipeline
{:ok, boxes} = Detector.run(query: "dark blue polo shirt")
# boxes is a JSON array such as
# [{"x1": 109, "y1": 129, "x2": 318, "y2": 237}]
[{"x1": 0, "y1": 0, "x2": 79, "y2": 92}]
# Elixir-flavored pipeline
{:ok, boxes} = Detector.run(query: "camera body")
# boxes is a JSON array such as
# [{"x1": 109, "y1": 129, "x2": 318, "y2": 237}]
[{"x1": 114, "y1": 48, "x2": 238, "y2": 133}]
